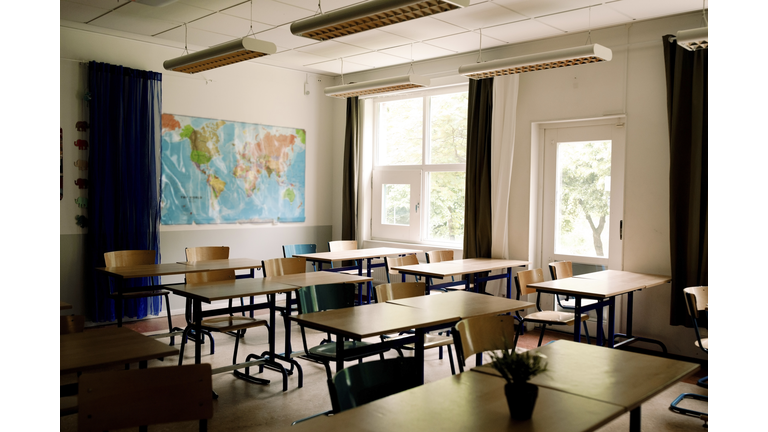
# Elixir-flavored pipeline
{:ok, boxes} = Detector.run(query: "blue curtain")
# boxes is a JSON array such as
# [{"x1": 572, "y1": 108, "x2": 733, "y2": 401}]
[{"x1": 87, "y1": 61, "x2": 162, "y2": 323}]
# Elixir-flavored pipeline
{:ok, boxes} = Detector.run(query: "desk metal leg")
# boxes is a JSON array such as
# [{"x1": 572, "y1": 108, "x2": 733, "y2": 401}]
[
  {"x1": 573, "y1": 298, "x2": 582, "y2": 343},
  {"x1": 612, "y1": 291, "x2": 667, "y2": 352},
  {"x1": 193, "y1": 301, "x2": 202, "y2": 364},
  {"x1": 629, "y1": 406, "x2": 641, "y2": 432},
  {"x1": 116, "y1": 278, "x2": 125, "y2": 327},
  {"x1": 415, "y1": 328, "x2": 426, "y2": 385}
]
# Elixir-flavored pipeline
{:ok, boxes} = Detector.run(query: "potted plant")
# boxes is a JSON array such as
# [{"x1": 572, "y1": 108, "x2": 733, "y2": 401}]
[{"x1": 489, "y1": 346, "x2": 548, "y2": 420}]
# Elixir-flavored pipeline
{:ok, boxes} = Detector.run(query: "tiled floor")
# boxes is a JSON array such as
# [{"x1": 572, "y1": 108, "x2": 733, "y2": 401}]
[{"x1": 61, "y1": 312, "x2": 709, "y2": 431}]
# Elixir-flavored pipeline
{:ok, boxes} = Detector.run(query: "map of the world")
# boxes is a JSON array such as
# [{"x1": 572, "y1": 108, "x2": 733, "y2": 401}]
[{"x1": 160, "y1": 114, "x2": 306, "y2": 225}]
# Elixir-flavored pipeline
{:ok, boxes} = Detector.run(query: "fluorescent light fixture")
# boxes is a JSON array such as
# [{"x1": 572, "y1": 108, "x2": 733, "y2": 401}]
[
  {"x1": 291, "y1": 0, "x2": 469, "y2": 42},
  {"x1": 325, "y1": 75, "x2": 431, "y2": 98},
  {"x1": 163, "y1": 37, "x2": 276, "y2": 74},
  {"x1": 459, "y1": 44, "x2": 613, "y2": 79},
  {"x1": 676, "y1": 27, "x2": 708, "y2": 51}
]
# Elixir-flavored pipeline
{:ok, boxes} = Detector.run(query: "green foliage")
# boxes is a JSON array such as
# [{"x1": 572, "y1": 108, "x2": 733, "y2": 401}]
[
  {"x1": 490, "y1": 347, "x2": 548, "y2": 384},
  {"x1": 428, "y1": 171, "x2": 465, "y2": 241}
]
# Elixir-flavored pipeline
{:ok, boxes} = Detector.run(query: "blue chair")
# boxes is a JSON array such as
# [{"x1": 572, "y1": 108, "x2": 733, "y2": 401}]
[
  {"x1": 670, "y1": 286, "x2": 708, "y2": 427},
  {"x1": 283, "y1": 244, "x2": 317, "y2": 271}
]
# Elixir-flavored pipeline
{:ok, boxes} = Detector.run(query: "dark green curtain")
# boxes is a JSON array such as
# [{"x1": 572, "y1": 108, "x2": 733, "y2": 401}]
[
  {"x1": 87, "y1": 61, "x2": 162, "y2": 323},
  {"x1": 341, "y1": 96, "x2": 359, "y2": 242},
  {"x1": 662, "y1": 36, "x2": 708, "y2": 327},
  {"x1": 462, "y1": 78, "x2": 494, "y2": 260}
]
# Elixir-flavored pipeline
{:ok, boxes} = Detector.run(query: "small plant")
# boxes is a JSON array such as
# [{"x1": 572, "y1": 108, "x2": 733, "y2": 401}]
[{"x1": 490, "y1": 346, "x2": 548, "y2": 385}]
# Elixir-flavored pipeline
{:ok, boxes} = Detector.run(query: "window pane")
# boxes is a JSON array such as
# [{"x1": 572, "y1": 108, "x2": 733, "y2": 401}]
[
  {"x1": 427, "y1": 171, "x2": 465, "y2": 242},
  {"x1": 429, "y1": 92, "x2": 468, "y2": 164},
  {"x1": 382, "y1": 184, "x2": 410, "y2": 225},
  {"x1": 555, "y1": 140, "x2": 611, "y2": 257},
  {"x1": 378, "y1": 98, "x2": 423, "y2": 165}
]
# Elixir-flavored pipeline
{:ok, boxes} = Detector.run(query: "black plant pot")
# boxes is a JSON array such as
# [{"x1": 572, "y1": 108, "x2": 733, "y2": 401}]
[{"x1": 504, "y1": 382, "x2": 539, "y2": 420}]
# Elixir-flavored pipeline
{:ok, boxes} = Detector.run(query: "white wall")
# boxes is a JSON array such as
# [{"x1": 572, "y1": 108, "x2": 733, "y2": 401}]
[
  {"x1": 333, "y1": 12, "x2": 705, "y2": 358},
  {"x1": 60, "y1": 26, "x2": 338, "y2": 318}
]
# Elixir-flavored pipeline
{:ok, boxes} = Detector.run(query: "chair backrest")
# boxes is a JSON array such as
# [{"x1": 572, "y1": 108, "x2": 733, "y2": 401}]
[
  {"x1": 374, "y1": 282, "x2": 426, "y2": 302},
  {"x1": 515, "y1": 268, "x2": 545, "y2": 297},
  {"x1": 262, "y1": 257, "x2": 307, "y2": 277},
  {"x1": 328, "y1": 240, "x2": 358, "y2": 252},
  {"x1": 60, "y1": 315, "x2": 85, "y2": 335},
  {"x1": 104, "y1": 250, "x2": 156, "y2": 267},
  {"x1": 452, "y1": 315, "x2": 519, "y2": 368},
  {"x1": 426, "y1": 250, "x2": 453, "y2": 263},
  {"x1": 683, "y1": 286, "x2": 708, "y2": 320},
  {"x1": 283, "y1": 243, "x2": 317, "y2": 258},
  {"x1": 185, "y1": 246, "x2": 234, "y2": 283},
  {"x1": 384, "y1": 255, "x2": 419, "y2": 282},
  {"x1": 548, "y1": 261, "x2": 573, "y2": 280},
  {"x1": 295, "y1": 283, "x2": 356, "y2": 314},
  {"x1": 329, "y1": 357, "x2": 420, "y2": 413},
  {"x1": 78, "y1": 364, "x2": 213, "y2": 432}
]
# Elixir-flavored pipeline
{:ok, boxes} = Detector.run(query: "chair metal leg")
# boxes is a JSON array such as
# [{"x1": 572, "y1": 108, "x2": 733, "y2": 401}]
[
  {"x1": 670, "y1": 392, "x2": 708, "y2": 427},
  {"x1": 447, "y1": 345, "x2": 456, "y2": 375},
  {"x1": 537, "y1": 324, "x2": 547, "y2": 347}
]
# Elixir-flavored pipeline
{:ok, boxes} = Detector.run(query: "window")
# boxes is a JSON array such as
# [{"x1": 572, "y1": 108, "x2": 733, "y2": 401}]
[{"x1": 371, "y1": 86, "x2": 468, "y2": 245}]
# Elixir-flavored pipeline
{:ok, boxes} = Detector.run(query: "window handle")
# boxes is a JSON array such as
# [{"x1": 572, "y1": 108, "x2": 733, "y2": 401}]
[{"x1": 415, "y1": 202, "x2": 420, "y2": 213}]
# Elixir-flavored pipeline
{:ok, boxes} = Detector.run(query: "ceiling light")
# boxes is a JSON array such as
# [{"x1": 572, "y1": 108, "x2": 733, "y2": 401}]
[
  {"x1": 459, "y1": 44, "x2": 613, "y2": 79},
  {"x1": 291, "y1": 0, "x2": 469, "y2": 42},
  {"x1": 163, "y1": 37, "x2": 276, "y2": 74},
  {"x1": 325, "y1": 75, "x2": 431, "y2": 98},
  {"x1": 676, "y1": 27, "x2": 708, "y2": 51}
]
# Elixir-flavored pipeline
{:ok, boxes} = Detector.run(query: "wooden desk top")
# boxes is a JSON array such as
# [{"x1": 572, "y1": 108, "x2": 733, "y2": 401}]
[
  {"x1": 287, "y1": 371, "x2": 624, "y2": 432},
  {"x1": 392, "y1": 258, "x2": 529, "y2": 278},
  {"x1": 60, "y1": 301, "x2": 72, "y2": 310},
  {"x1": 95, "y1": 258, "x2": 263, "y2": 279},
  {"x1": 162, "y1": 278, "x2": 298, "y2": 303},
  {"x1": 266, "y1": 271, "x2": 372, "y2": 287},
  {"x1": 527, "y1": 277, "x2": 642, "y2": 298},
  {"x1": 294, "y1": 247, "x2": 422, "y2": 262},
  {"x1": 574, "y1": 270, "x2": 671, "y2": 288},
  {"x1": 473, "y1": 340, "x2": 699, "y2": 411},
  {"x1": 387, "y1": 291, "x2": 534, "y2": 318},
  {"x1": 291, "y1": 302, "x2": 459, "y2": 339},
  {"x1": 60, "y1": 327, "x2": 178, "y2": 375}
]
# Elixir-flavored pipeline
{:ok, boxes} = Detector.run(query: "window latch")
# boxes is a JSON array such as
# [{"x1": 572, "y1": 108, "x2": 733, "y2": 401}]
[{"x1": 415, "y1": 202, "x2": 420, "y2": 213}]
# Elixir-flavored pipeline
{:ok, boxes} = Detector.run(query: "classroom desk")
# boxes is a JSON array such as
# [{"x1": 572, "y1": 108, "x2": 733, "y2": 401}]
[
  {"x1": 291, "y1": 291, "x2": 533, "y2": 384},
  {"x1": 293, "y1": 247, "x2": 422, "y2": 304},
  {"x1": 527, "y1": 270, "x2": 671, "y2": 350},
  {"x1": 95, "y1": 258, "x2": 263, "y2": 328},
  {"x1": 391, "y1": 258, "x2": 530, "y2": 297},
  {"x1": 473, "y1": 340, "x2": 699, "y2": 432},
  {"x1": 60, "y1": 301, "x2": 72, "y2": 311},
  {"x1": 286, "y1": 370, "x2": 624, "y2": 432},
  {"x1": 60, "y1": 327, "x2": 178, "y2": 375},
  {"x1": 162, "y1": 277, "x2": 300, "y2": 391}
]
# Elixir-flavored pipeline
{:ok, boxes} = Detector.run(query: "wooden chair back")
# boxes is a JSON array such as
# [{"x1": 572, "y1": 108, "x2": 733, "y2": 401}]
[
  {"x1": 453, "y1": 315, "x2": 519, "y2": 366},
  {"x1": 374, "y1": 282, "x2": 426, "y2": 302},
  {"x1": 385, "y1": 255, "x2": 419, "y2": 278},
  {"x1": 515, "y1": 268, "x2": 545, "y2": 297},
  {"x1": 683, "y1": 286, "x2": 708, "y2": 319},
  {"x1": 262, "y1": 257, "x2": 307, "y2": 277},
  {"x1": 328, "y1": 240, "x2": 358, "y2": 252},
  {"x1": 185, "y1": 246, "x2": 234, "y2": 283},
  {"x1": 426, "y1": 250, "x2": 453, "y2": 263},
  {"x1": 78, "y1": 364, "x2": 213, "y2": 432},
  {"x1": 104, "y1": 250, "x2": 156, "y2": 267},
  {"x1": 60, "y1": 315, "x2": 85, "y2": 335},
  {"x1": 548, "y1": 261, "x2": 573, "y2": 280}
]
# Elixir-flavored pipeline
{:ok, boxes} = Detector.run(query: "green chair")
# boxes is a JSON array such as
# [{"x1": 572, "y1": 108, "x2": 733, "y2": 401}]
[{"x1": 294, "y1": 283, "x2": 391, "y2": 382}]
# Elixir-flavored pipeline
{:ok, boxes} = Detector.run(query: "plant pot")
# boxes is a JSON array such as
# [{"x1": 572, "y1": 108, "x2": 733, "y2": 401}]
[{"x1": 504, "y1": 382, "x2": 539, "y2": 420}]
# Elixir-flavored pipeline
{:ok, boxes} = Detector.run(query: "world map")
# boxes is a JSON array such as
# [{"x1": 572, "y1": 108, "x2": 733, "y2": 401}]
[{"x1": 160, "y1": 114, "x2": 306, "y2": 225}]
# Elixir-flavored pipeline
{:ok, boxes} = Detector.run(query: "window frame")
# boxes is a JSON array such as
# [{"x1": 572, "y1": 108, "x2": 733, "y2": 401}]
[{"x1": 370, "y1": 84, "x2": 469, "y2": 246}]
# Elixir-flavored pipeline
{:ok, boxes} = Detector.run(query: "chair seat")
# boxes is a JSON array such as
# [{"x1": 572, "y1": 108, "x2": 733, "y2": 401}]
[
  {"x1": 308, "y1": 340, "x2": 383, "y2": 359},
  {"x1": 200, "y1": 316, "x2": 267, "y2": 332},
  {"x1": 525, "y1": 310, "x2": 589, "y2": 325},
  {"x1": 108, "y1": 290, "x2": 169, "y2": 299},
  {"x1": 695, "y1": 338, "x2": 708, "y2": 350}
]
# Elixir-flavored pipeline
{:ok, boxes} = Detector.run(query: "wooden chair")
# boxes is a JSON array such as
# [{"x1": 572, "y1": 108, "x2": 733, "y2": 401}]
[
  {"x1": 262, "y1": 257, "x2": 307, "y2": 362},
  {"x1": 78, "y1": 364, "x2": 213, "y2": 431},
  {"x1": 670, "y1": 286, "x2": 708, "y2": 426},
  {"x1": 514, "y1": 268, "x2": 591, "y2": 347},
  {"x1": 282, "y1": 243, "x2": 317, "y2": 271},
  {"x1": 104, "y1": 250, "x2": 181, "y2": 345},
  {"x1": 294, "y1": 283, "x2": 391, "y2": 382},
  {"x1": 374, "y1": 282, "x2": 456, "y2": 375},
  {"x1": 451, "y1": 314, "x2": 521, "y2": 373},
  {"x1": 178, "y1": 247, "x2": 269, "y2": 372},
  {"x1": 328, "y1": 240, "x2": 363, "y2": 272},
  {"x1": 384, "y1": 254, "x2": 420, "y2": 283}
]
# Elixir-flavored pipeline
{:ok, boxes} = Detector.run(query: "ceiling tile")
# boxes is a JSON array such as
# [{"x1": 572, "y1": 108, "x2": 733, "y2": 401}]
[
  {"x1": 536, "y1": 5, "x2": 630, "y2": 34},
  {"x1": 426, "y1": 31, "x2": 506, "y2": 53},
  {"x1": 379, "y1": 17, "x2": 467, "y2": 42},
  {"x1": 379, "y1": 42, "x2": 457, "y2": 61},
  {"x1": 481, "y1": 18, "x2": 563, "y2": 44},
  {"x1": 176, "y1": 0, "x2": 245, "y2": 12},
  {"x1": 60, "y1": 0, "x2": 112, "y2": 22},
  {"x1": 606, "y1": 0, "x2": 705, "y2": 21},
  {"x1": 64, "y1": 0, "x2": 130, "y2": 9},
  {"x1": 221, "y1": 0, "x2": 315, "y2": 27},
  {"x1": 156, "y1": 25, "x2": 239, "y2": 48},
  {"x1": 436, "y1": 1, "x2": 527, "y2": 30},
  {"x1": 344, "y1": 51, "x2": 411, "y2": 68},
  {"x1": 492, "y1": 0, "x2": 598, "y2": 18},
  {"x1": 129, "y1": 2, "x2": 212, "y2": 23},
  {"x1": 257, "y1": 49, "x2": 335, "y2": 68},
  {"x1": 333, "y1": 29, "x2": 416, "y2": 51},
  {"x1": 303, "y1": 58, "x2": 370, "y2": 75},
  {"x1": 188, "y1": 11, "x2": 272, "y2": 38},
  {"x1": 296, "y1": 40, "x2": 369, "y2": 59},
  {"x1": 89, "y1": 5, "x2": 180, "y2": 35}
]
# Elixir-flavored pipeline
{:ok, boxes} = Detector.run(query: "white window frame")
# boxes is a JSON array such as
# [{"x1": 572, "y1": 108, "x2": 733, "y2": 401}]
[{"x1": 369, "y1": 84, "x2": 468, "y2": 246}]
